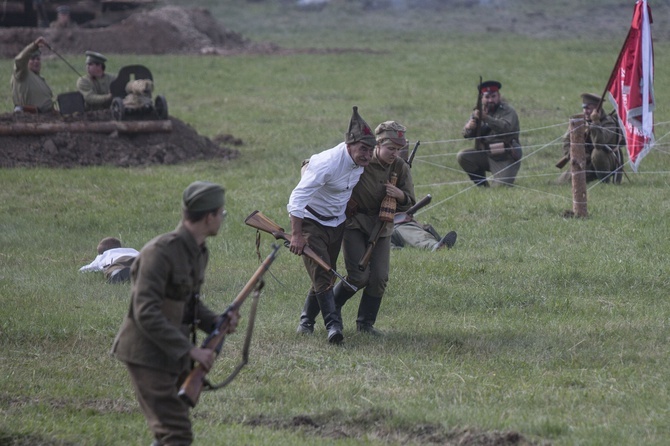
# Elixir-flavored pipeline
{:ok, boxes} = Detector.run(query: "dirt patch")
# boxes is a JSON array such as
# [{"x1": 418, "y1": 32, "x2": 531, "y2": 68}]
[
  {"x1": 0, "y1": 109, "x2": 241, "y2": 168},
  {"x1": 243, "y1": 410, "x2": 550, "y2": 446},
  {"x1": 0, "y1": 6, "x2": 252, "y2": 58}
]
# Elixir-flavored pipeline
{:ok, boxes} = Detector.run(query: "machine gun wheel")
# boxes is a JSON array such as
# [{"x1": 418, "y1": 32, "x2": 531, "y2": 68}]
[
  {"x1": 155, "y1": 95, "x2": 168, "y2": 120},
  {"x1": 111, "y1": 97, "x2": 125, "y2": 121}
]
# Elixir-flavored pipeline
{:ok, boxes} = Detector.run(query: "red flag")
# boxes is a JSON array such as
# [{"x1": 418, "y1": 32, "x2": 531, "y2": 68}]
[{"x1": 606, "y1": 0, "x2": 655, "y2": 172}]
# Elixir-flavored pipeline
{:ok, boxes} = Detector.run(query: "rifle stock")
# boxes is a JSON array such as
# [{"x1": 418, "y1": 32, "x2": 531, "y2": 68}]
[
  {"x1": 178, "y1": 244, "x2": 280, "y2": 408},
  {"x1": 358, "y1": 220, "x2": 385, "y2": 272},
  {"x1": 555, "y1": 154, "x2": 570, "y2": 169},
  {"x1": 245, "y1": 211, "x2": 357, "y2": 292},
  {"x1": 405, "y1": 194, "x2": 432, "y2": 216}
]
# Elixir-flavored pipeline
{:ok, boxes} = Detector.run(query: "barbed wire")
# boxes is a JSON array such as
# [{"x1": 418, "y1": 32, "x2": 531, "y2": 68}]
[{"x1": 408, "y1": 118, "x2": 670, "y2": 216}]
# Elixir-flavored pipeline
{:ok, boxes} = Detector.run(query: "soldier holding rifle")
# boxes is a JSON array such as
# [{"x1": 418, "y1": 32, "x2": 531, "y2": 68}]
[
  {"x1": 336, "y1": 121, "x2": 415, "y2": 335},
  {"x1": 458, "y1": 80, "x2": 521, "y2": 187},
  {"x1": 288, "y1": 106, "x2": 377, "y2": 344},
  {"x1": 112, "y1": 181, "x2": 238, "y2": 446},
  {"x1": 301, "y1": 121, "x2": 416, "y2": 336}
]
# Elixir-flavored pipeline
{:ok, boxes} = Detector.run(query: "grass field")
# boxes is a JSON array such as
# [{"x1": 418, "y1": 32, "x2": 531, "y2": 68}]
[{"x1": 2, "y1": 1, "x2": 670, "y2": 445}]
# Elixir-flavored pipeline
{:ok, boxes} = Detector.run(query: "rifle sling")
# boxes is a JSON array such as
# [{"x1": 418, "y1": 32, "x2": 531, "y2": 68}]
[{"x1": 204, "y1": 285, "x2": 262, "y2": 391}]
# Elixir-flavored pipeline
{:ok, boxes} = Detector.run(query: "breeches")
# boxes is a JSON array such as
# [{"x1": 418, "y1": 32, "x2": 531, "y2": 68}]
[
  {"x1": 342, "y1": 228, "x2": 390, "y2": 297},
  {"x1": 590, "y1": 148, "x2": 618, "y2": 180},
  {"x1": 126, "y1": 363, "x2": 193, "y2": 446},
  {"x1": 301, "y1": 218, "x2": 344, "y2": 293},
  {"x1": 457, "y1": 148, "x2": 520, "y2": 186},
  {"x1": 394, "y1": 222, "x2": 439, "y2": 250}
]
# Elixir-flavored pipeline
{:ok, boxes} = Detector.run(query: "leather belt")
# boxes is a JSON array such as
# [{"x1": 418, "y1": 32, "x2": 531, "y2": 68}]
[{"x1": 306, "y1": 205, "x2": 337, "y2": 221}]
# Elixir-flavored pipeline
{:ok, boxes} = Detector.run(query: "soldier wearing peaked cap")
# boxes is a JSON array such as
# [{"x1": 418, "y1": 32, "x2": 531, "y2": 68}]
[
  {"x1": 76, "y1": 50, "x2": 116, "y2": 111},
  {"x1": 288, "y1": 106, "x2": 376, "y2": 344},
  {"x1": 557, "y1": 93, "x2": 623, "y2": 184},
  {"x1": 459, "y1": 79, "x2": 522, "y2": 187},
  {"x1": 112, "y1": 181, "x2": 238, "y2": 445},
  {"x1": 11, "y1": 37, "x2": 54, "y2": 114},
  {"x1": 50, "y1": 5, "x2": 77, "y2": 29}
]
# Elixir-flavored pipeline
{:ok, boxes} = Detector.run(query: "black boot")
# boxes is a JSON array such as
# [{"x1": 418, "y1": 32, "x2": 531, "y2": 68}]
[
  {"x1": 333, "y1": 281, "x2": 357, "y2": 311},
  {"x1": 356, "y1": 293, "x2": 384, "y2": 336},
  {"x1": 468, "y1": 172, "x2": 489, "y2": 187},
  {"x1": 296, "y1": 290, "x2": 319, "y2": 335},
  {"x1": 315, "y1": 289, "x2": 344, "y2": 344}
]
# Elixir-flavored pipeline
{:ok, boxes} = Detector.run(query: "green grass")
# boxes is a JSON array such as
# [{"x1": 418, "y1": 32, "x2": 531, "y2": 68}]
[{"x1": 2, "y1": 1, "x2": 670, "y2": 445}]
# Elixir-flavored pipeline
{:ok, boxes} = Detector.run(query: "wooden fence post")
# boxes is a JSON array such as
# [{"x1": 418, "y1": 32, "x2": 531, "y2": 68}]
[{"x1": 569, "y1": 115, "x2": 588, "y2": 218}]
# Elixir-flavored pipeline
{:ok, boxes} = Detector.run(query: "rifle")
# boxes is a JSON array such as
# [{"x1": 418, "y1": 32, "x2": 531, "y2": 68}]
[
  {"x1": 357, "y1": 220, "x2": 385, "y2": 272},
  {"x1": 244, "y1": 210, "x2": 357, "y2": 292},
  {"x1": 407, "y1": 140, "x2": 420, "y2": 168},
  {"x1": 178, "y1": 244, "x2": 280, "y2": 408},
  {"x1": 358, "y1": 172, "x2": 399, "y2": 271},
  {"x1": 393, "y1": 194, "x2": 432, "y2": 225},
  {"x1": 555, "y1": 154, "x2": 570, "y2": 169},
  {"x1": 474, "y1": 75, "x2": 484, "y2": 150}
]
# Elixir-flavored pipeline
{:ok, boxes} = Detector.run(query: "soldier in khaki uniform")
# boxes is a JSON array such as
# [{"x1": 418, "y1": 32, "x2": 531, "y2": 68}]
[
  {"x1": 333, "y1": 121, "x2": 415, "y2": 334},
  {"x1": 76, "y1": 51, "x2": 116, "y2": 111},
  {"x1": 112, "y1": 181, "x2": 238, "y2": 446},
  {"x1": 10, "y1": 37, "x2": 54, "y2": 114},
  {"x1": 302, "y1": 121, "x2": 412, "y2": 336},
  {"x1": 459, "y1": 80, "x2": 522, "y2": 187},
  {"x1": 557, "y1": 93, "x2": 623, "y2": 184},
  {"x1": 50, "y1": 5, "x2": 77, "y2": 28},
  {"x1": 391, "y1": 215, "x2": 457, "y2": 252}
]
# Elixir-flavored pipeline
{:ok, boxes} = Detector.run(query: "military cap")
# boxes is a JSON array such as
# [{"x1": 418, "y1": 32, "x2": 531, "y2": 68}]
[
  {"x1": 56, "y1": 5, "x2": 70, "y2": 14},
  {"x1": 375, "y1": 120, "x2": 407, "y2": 148},
  {"x1": 345, "y1": 106, "x2": 376, "y2": 147},
  {"x1": 85, "y1": 51, "x2": 107, "y2": 65},
  {"x1": 479, "y1": 80, "x2": 502, "y2": 94},
  {"x1": 30, "y1": 49, "x2": 41, "y2": 59},
  {"x1": 182, "y1": 181, "x2": 225, "y2": 212},
  {"x1": 581, "y1": 93, "x2": 600, "y2": 107}
]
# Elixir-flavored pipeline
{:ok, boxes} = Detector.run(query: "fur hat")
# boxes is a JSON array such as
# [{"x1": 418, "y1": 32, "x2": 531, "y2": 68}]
[{"x1": 345, "y1": 106, "x2": 376, "y2": 147}]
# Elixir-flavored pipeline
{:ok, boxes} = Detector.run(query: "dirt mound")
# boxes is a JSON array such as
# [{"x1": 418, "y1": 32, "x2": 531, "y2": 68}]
[
  {"x1": 0, "y1": 6, "x2": 249, "y2": 168},
  {"x1": 0, "y1": 110, "x2": 241, "y2": 168},
  {"x1": 0, "y1": 6, "x2": 254, "y2": 58}
]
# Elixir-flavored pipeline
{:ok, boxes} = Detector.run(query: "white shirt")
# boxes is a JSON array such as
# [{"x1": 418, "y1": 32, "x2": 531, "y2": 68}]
[
  {"x1": 287, "y1": 142, "x2": 363, "y2": 227},
  {"x1": 79, "y1": 247, "x2": 139, "y2": 272}
]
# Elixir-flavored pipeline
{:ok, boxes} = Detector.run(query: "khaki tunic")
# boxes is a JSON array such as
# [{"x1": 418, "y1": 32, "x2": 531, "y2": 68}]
[
  {"x1": 10, "y1": 42, "x2": 54, "y2": 113},
  {"x1": 111, "y1": 223, "x2": 220, "y2": 445},
  {"x1": 342, "y1": 154, "x2": 415, "y2": 296},
  {"x1": 459, "y1": 102, "x2": 521, "y2": 185},
  {"x1": 111, "y1": 223, "x2": 219, "y2": 373},
  {"x1": 76, "y1": 73, "x2": 116, "y2": 110},
  {"x1": 561, "y1": 110, "x2": 621, "y2": 182}
]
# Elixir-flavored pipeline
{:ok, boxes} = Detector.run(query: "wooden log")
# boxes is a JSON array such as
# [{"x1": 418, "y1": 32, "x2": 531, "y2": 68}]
[
  {"x1": 569, "y1": 114, "x2": 588, "y2": 218},
  {"x1": 0, "y1": 120, "x2": 172, "y2": 136}
]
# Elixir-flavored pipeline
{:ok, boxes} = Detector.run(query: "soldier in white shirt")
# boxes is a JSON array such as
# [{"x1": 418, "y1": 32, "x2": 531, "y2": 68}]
[
  {"x1": 287, "y1": 106, "x2": 377, "y2": 344},
  {"x1": 80, "y1": 237, "x2": 139, "y2": 284}
]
